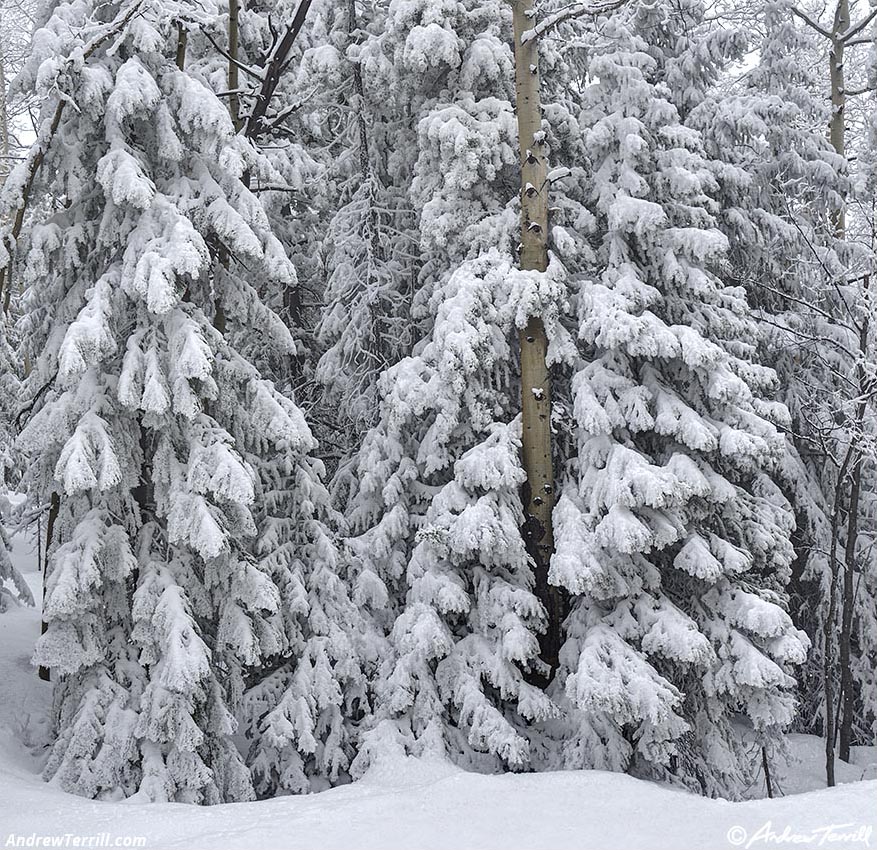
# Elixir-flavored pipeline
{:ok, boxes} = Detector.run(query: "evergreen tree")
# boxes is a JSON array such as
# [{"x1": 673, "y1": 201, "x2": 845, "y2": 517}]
[
  {"x1": 688, "y1": 0, "x2": 877, "y2": 765},
  {"x1": 338, "y1": 0, "x2": 575, "y2": 771},
  {"x1": 545, "y1": 3, "x2": 810, "y2": 796},
  {"x1": 351, "y1": 252, "x2": 567, "y2": 772},
  {"x1": 5, "y1": 0, "x2": 368, "y2": 801},
  {"x1": 313, "y1": 0, "x2": 419, "y2": 439},
  {"x1": 0, "y1": 316, "x2": 30, "y2": 611},
  {"x1": 687, "y1": 0, "x2": 848, "y2": 741},
  {"x1": 1, "y1": 0, "x2": 872, "y2": 806}
]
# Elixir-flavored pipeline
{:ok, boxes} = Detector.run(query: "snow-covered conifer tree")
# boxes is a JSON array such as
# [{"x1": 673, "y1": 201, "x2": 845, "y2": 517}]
[
  {"x1": 5, "y1": 0, "x2": 370, "y2": 802},
  {"x1": 344, "y1": 0, "x2": 525, "y2": 601},
  {"x1": 0, "y1": 315, "x2": 31, "y2": 610},
  {"x1": 687, "y1": 0, "x2": 877, "y2": 766},
  {"x1": 351, "y1": 252, "x2": 566, "y2": 772},
  {"x1": 311, "y1": 0, "x2": 419, "y2": 438},
  {"x1": 545, "y1": 3, "x2": 811, "y2": 796},
  {"x1": 335, "y1": 0, "x2": 575, "y2": 770},
  {"x1": 685, "y1": 0, "x2": 847, "y2": 740}
]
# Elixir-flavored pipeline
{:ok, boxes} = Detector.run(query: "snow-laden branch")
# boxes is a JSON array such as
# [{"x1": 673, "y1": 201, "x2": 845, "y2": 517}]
[
  {"x1": 520, "y1": 0, "x2": 630, "y2": 44},
  {"x1": 0, "y1": 0, "x2": 145, "y2": 304},
  {"x1": 201, "y1": 28, "x2": 264, "y2": 82},
  {"x1": 847, "y1": 83, "x2": 877, "y2": 97}
]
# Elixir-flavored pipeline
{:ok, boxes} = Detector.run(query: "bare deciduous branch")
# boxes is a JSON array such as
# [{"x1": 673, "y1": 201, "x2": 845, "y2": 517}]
[
  {"x1": 243, "y1": 0, "x2": 314, "y2": 140},
  {"x1": 520, "y1": 0, "x2": 630, "y2": 44},
  {"x1": 791, "y1": 6, "x2": 833, "y2": 39}
]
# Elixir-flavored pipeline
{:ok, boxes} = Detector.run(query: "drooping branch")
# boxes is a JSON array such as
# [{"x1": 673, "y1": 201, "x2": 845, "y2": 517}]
[
  {"x1": 847, "y1": 83, "x2": 877, "y2": 97},
  {"x1": 520, "y1": 0, "x2": 630, "y2": 44},
  {"x1": 261, "y1": 87, "x2": 317, "y2": 133},
  {"x1": 201, "y1": 28, "x2": 263, "y2": 82},
  {"x1": 0, "y1": 0, "x2": 145, "y2": 303},
  {"x1": 14, "y1": 371, "x2": 55, "y2": 428}
]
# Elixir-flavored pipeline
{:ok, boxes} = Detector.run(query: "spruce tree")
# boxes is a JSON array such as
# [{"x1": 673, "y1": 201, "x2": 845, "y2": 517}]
[
  {"x1": 544, "y1": 3, "x2": 810, "y2": 796},
  {"x1": 6, "y1": 0, "x2": 369, "y2": 801}
]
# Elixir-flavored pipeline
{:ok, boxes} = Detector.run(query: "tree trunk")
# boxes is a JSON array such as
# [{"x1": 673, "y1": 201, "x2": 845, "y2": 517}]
[
  {"x1": 348, "y1": 0, "x2": 371, "y2": 191},
  {"x1": 820, "y1": 0, "x2": 852, "y2": 783},
  {"x1": 829, "y1": 0, "x2": 848, "y2": 236},
  {"x1": 176, "y1": 22, "x2": 188, "y2": 71},
  {"x1": 212, "y1": 0, "x2": 239, "y2": 335},
  {"x1": 826, "y1": 0, "x2": 863, "y2": 764},
  {"x1": 0, "y1": 37, "x2": 9, "y2": 177},
  {"x1": 838, "y1": 453, "x2": 860, "y2": 762},
  {"x1": 839, "y1": 277, "x2": 869, "y2": 761},
  {"x1": 762, "y1": 747, "x2": 774, "y2": 799},
  {"x1": 824, "y1": 444, "x2": 852, "y2": 786},
  {"x1": 228, "y1": 0, "x2": 242, "y2": 133},
  {"x1": 38, "y1": 492, "x2": 60, "y2": 682},
  {"x1": 511, "y1": 0, "x2": 561, "y2": 673},
  {"x1": 0, "y1": 42, "x2": 12, "y2": 314}
]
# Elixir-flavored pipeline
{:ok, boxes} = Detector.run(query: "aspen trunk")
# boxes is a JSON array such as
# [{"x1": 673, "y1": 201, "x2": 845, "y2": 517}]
[
  {"x1": 0, "y1": 43, "x2": 9, "y2": 177},
  {"x1": 829, "y1": 0, "x2": 848, "y2": 236},
  {"x1": 511, "y1": 0, "x2": 561, "y2": 672},
  {"x1": 822, "y1": 0, "x2": 851, "y2": 784},
  {"x1": 175, "y1": 22, "x2": 188, "y2": 71},
  {"x1": 228, "y1": 0, "x2": 242, "y2": 133},
  {"x1": 0, "y1": 40, "x2": 11, "y2": 313},
  {"x1": 826, "y1": 0, "x2": 864, "y2": 767}
]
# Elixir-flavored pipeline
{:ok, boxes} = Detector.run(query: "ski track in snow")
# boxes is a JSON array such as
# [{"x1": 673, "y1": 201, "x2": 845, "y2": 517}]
[{"x1": 1, "y1": 542, "x2": 875, "y2": 850}]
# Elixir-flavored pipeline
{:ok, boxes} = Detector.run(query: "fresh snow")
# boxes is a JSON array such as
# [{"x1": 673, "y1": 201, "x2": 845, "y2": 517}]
[
  {"x1": 1, "y1": 0, "x2": 876, "y2": 835},
  {"x1": 1, "y1": 750, "x2": 874, "y2": 850},
  {"x1": 1, "y1": 550, "x2": 874, "y2": 850}
]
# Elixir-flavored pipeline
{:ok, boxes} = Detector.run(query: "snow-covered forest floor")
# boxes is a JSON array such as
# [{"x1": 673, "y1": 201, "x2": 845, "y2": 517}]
[{"x1": 2, "y1": 531, "x2": 875, "y2": 850}]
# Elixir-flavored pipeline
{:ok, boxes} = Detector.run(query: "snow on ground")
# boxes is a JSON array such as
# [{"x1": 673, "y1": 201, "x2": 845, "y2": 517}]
[
  {"x1": 778, "y1": 734, "x2": 877, "y2": 795},
  {"x1": 0, "y1": 535, "x2": 874, "y2": 850},
  {"x1": 0, "y1": 744, "x2": 875, "y2": 850}
]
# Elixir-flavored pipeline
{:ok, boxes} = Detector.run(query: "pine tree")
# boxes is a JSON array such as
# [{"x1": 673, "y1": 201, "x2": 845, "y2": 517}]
[
  {"x1": 685, "y1": 0, "x2": 846, "y2": 747},
  {"x1": 335, "y1": 0, "x2": 575, "y2": 771},
  {"x1": 238, "y1": 437, "x2": 377, "y2": 796},
  {"x1": 687, "y1": 0, "x2": 877, "y2": 776},
  {"x1": 3, "y1": 0, "x2": 871, "y2": 805}
]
